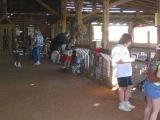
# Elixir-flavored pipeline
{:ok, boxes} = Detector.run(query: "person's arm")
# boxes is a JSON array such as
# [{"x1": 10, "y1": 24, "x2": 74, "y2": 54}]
[
  {"x1": 99, "y1": 53, "x2": 112, "y2": 61},
  {"x1": 112, "y1": 50, "x2": 135, "y2": 64},
  {"x1": 118, "y1": 57, "x2": 135, "y2": 64}
]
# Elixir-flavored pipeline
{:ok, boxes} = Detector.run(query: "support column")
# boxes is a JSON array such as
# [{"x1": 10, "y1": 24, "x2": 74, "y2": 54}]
[
  {"x1": 102, "y1": 0, "x2": 110, "y2": 49},
  {"x1": 93, "y1": 0, "x2": 97, "y2": 11},
  {"x1": 128, "y1": 22, "x2": 134, "y2": 35},
  {"x1": 51, "y1": 24, "x2": 55, "y2": 39},
  {"x1": 61, "y1": 0, "x2": 67, "y2": 33},
  {"x1": 8, "y1": 27, "x2": 12, "y2": 53},
  {"x1": 102, "y1": 0, "x2": 111, "y2": 86},
  {"x1": 0, "y1": 27, "x2": 2, "y2": 55},
  {"x1": 75, "y1": 0, "x2": 84, "y2": 43},
  {"x1": 128, "y1": 22, "x2": 135, "y2": 45},
  {"x1": 157, "y1": 0, "x2": 160, "y2": 44}
]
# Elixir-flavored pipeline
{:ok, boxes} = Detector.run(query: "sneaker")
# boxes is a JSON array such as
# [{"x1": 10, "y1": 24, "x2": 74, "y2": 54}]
[
  {"x1": 34, "y1": 61, "x2": 40, "y2": 65},
  {"x1": 125, "y1": 101, "x2": 135, "y2": 109},
  {"x1": 118, "y1": 103, "x2": 131, "y2": 112}
]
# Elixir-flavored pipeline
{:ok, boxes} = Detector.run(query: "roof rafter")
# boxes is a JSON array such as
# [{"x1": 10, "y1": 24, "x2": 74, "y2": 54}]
[
  {"x1": 110, "y1": 0, "x2": 135, "y2": 7},
  {"x1": 34, "y1": 0, "x2": 57, "y2": 15}
]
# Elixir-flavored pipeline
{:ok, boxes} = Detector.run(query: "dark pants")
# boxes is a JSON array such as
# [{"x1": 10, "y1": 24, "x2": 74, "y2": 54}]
[{"x1": 33, "y1": 46, "x2": 42, "y2": 62}]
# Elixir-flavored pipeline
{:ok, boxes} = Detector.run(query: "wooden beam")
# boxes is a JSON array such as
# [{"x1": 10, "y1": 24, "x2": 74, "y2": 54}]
[
  {"x1": 76, "y1": 0, "x2": 84, "y2": 26},
  {"x1": 34, "y1": 0, "x2": 57, "y2": 15},
  {"x1": 83, "y1": 10, "x2": 100, "y2": 23},
  {"x1": 61, "y1": 0, "x2": 67, "y2": 32},
  {"x1": 102, "y1": 0, "x2": 110, "y2": 48},
  {"x1": 75, "y1": 0, "x2": 84, "y2": 43},
  {"x1": 110, "y1": 0, "x2": 134, "y2": 7},
  {"x1": 142, "y1": 0, "x2": 156, "y2": 4},
  {"x1": 157, "y1": 0, "x2": 160, "y2": 44},
  {"x1": 82, "y1": 0, "x2": 135, "y2": 24},
  {"x1": 127, "y1": 2, "x2": 156, "y2": 10},
  {"x1": 93, "y1": 0, "x2": 97, "y2": 11},
  {"x1": 0, "y1": 13, "x2": 52, "y2": 16}
]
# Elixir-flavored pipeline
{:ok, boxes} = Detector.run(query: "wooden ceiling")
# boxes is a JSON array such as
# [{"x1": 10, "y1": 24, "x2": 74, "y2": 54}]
[
  {"x1": 66, "y1": 0, "x2": 157, "y2": 14},
  {"x1": 0, "y1": 0, "x2": 60, "y2": 14},
  {"x1": 0, "y1": 0, "x2": 158, "y2": 24},
  {"x1": 0, "y1": 0, "x2": 157, "y2": 14}
]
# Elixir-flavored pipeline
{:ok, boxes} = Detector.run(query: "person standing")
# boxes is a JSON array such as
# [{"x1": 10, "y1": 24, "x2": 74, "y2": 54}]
[
  {"x1": 13, "y1": 38, "x2": 22, "y2": 68},
  {"x1": 32, "y1": 29, "x2": 44, "y2": 65},
  {"x1": 111, "y1": 33, "x2": 135, "y2": 112},
  {"x1": 144, "y1": 44, "x2": 160, "y2": 120}
]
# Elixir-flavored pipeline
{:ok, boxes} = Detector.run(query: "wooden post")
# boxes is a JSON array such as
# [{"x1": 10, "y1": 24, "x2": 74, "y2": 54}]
[
  {"x1": 61, "y1": 0, "x2": 67, "y2": 33},
  {"x1": 102, "y1": 0, "x2": 110, "y2": 49},
  {"x1": 51, "y1": 24, "x2": 55, "y2": 39},
  {"x1": 76, "y1": 0, "x2": 83, "y2": 27},
  {"x1": 147, "y1": 31, "x2": 151, "y2": 44},
  {"x1": 128, "y1": 22, "x2": 135, "y2": 46},
  {"x1": 157, "y1": 0, "x2": 160, "y2": 44},
  {"x1": 93, "y1": 0, "x2": 97, "y2": 11},
  {"x1": 75, "y1": 0, "x2": 84, "y2": 43},
  {"x1": 128, "y1": 22, "x2": 134, "y2": 35},
  {"x1": 8, "y1": 27, "x2": 12, "y2": 53},
  {"x1": 102, "y1": 0, "x2": 111, "y2": 86},
  {"x1": 0, "y1": 27, "x2": 2, "y2": 55}
]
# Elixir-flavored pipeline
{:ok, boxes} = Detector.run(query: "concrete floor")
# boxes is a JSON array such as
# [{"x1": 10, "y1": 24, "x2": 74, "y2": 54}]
[{"x1": 0, "y1": 57, "x2": 146, "y2": 120}]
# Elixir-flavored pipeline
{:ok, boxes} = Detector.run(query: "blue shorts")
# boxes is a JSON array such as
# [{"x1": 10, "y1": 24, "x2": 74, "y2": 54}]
[
  {"x1": 117, "y1": 76, "x2": 132, "y2": 87},
  {"x1": 144, "y1": 81, "x2": 160, "y2": 99}
]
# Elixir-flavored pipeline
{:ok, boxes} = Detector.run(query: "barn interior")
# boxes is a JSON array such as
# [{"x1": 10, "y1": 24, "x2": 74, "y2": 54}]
[{"x1": 0, "y1": 0, "x2": 160, "y2": 120}]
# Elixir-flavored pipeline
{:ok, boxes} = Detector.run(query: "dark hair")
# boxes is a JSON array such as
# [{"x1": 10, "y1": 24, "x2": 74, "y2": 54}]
[{"x1": 119, "y1": 33, "x2": 132, "y2": 45}]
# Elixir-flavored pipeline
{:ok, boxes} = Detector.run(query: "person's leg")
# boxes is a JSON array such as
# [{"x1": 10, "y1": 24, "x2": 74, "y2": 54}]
[
  {"x1": 67, "y1": 56, "x2": 71, "y2": 68},
  {"x1": 57, "y1": 52, "x2": 61, "y2": 63},
  {"x1": 33, "y1": 48, "x2": 37, "y2": 62},
  {"x1": 37, "y1": 47, "x2": 40, "y2": 62},
  {"x1": 39, "y1": 46, "x2": 43, "y2": 62},
  {"x1": 118, "y1": 87, "x2": 131, "y2": 111},
  {"x1": 17, "y1": 53, "x2": 21, "y2": 67},
  {"x1": 150, "y1": 98, "x2": 160, "y2": 120},
  {"x1": 119, "y1": 87, "x2": 126, "y2": 102},
  {"x1": 33, "y1": 47, "x2": 40, "y2": 65},
  {"x1": 125, "y1": 85, "x2": 132, "y2": 101},
  {"x1": 123, "y1": 76, "x2": 135, "y2": 109},
  {"x1": 125, "y1": 76, "x2": 133, "y2": 100},
  {"x1": 14, "y1": 53, "x2": 18, "y2": 67},
  {"x1": 118, "y1": 77, "x2": 131, "y2": 111},
  {"x1": 144, "y1": 98, "x2": 152, "y2": 120},
  {"x1": 66, "y1": 57, "x2": 70, "y2": 69},
  {"x1": 63, "y1": 55, "x2": 68, "y2": 68},
  {"x1": 117, "y1": 77, "x2": 127, "y2": 103}
]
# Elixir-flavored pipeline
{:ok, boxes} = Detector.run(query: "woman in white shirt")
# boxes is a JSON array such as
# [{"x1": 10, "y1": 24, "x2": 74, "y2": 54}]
[{"x1": 111, "y1": 33, "x2": 135, "y2": 112}]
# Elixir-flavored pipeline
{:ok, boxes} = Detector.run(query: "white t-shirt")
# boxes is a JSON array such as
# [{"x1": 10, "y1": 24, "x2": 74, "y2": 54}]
[{"x1": 111, "y1": 44, "x2": 133, "y2": 78}]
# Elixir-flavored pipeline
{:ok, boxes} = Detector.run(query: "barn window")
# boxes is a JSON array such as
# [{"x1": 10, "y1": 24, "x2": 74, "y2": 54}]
[
  {"x1": 133, "y1": 26, "x2": 157, "y2": 44},
  {"x1": 109, "y1": 25, "x2": 128, "y2": 42}
]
